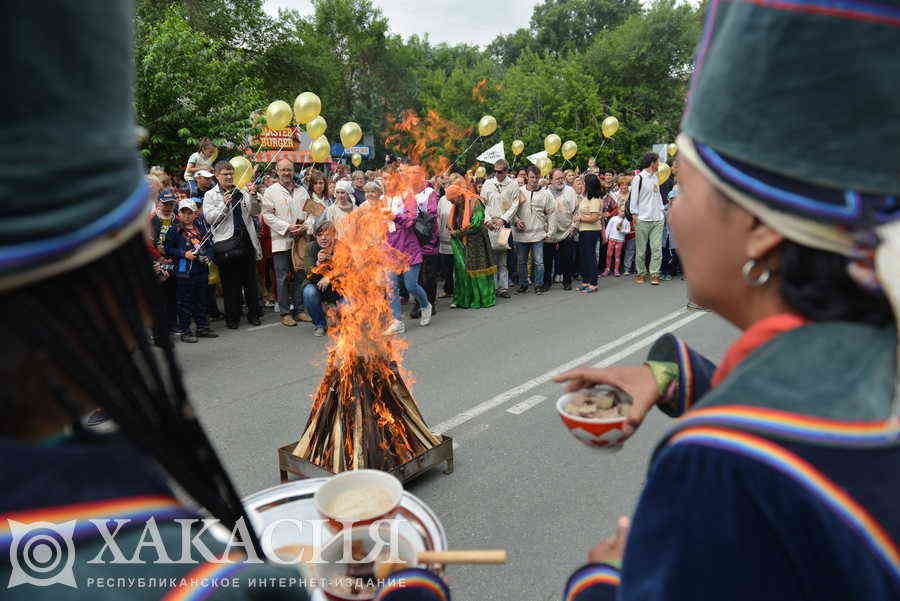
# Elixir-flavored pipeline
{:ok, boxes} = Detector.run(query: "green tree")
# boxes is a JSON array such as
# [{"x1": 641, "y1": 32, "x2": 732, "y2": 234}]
[
  {"x1": 530, "y1": 0, "x2": 641, "y2": 52},
  {"x1": 131, "y1": 0, "x2": 704, "y2": 174},
  {"x1": 486, "y1": 28, "x2": 536, "y2": 67},
  {"x1": 135, "y1": 6, "x2": 266, "y2": 171},
  {"x1": 584, "y1": 0, "x2": 701, "y2": 150},
  {"x1": 135, "y1": 0, "x2": 269, "y2": 49}
]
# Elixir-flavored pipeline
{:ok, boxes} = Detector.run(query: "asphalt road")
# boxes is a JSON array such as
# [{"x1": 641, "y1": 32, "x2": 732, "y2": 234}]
[{"x1": 178, "y1": 276, "x2": 739, "y2": 601}]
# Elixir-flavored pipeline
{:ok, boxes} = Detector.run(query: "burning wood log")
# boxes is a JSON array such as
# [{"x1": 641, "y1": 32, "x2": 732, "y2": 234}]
[{"x1": 294, "y1": 359, "x2": 438, "y2": 472}]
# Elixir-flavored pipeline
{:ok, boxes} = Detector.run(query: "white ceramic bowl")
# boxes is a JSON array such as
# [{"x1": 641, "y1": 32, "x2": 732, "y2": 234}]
[{"x1": 314, "y1": 470, "x2": 404, "y2": 526}]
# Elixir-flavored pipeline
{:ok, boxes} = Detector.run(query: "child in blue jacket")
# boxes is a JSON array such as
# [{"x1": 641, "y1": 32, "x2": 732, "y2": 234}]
[{"x1": 165, "y1": 199, "x2": 219, "y2": 342}]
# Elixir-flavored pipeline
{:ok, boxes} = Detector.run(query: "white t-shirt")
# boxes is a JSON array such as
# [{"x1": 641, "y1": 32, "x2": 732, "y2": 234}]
[
  {"x1": 605, "y1": 215, "x2": 631, "y2": 242},
  {"x1": 628, "y1": 169, "x2": 664, "y2": 221},
  {"x1": 184, "y1": 151, "x2": 214, "y2": 181}
]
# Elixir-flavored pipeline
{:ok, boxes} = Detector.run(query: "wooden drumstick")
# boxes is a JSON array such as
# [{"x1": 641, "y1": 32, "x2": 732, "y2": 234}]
[{"x1": 375, "y1": 550, "x2": 506, "y2": 580}]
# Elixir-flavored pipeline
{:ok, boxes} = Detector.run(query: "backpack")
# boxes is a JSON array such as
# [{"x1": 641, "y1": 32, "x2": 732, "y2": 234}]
[{"x1": 413, "y1": 208, "x2": 436, "y2": 246}]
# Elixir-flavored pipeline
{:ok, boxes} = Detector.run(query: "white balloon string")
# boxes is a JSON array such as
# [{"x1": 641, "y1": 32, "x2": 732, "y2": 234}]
[
  {"x1": 444, "y1": 135, "x2": 483, "y2": 176},
  {"x1": 591, "y1": 138, "x2": 608, "y2": 168}
]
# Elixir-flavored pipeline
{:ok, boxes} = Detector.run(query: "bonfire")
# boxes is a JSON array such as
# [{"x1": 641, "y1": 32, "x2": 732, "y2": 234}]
[{"x1": 293, "y1": 166, "x2": 443, "y2": 472}]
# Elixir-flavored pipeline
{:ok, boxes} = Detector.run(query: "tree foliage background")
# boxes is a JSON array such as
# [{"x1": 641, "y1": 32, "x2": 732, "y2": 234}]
[{"x1": 135, "y1": 0, "x2": 703, "y2": 173}]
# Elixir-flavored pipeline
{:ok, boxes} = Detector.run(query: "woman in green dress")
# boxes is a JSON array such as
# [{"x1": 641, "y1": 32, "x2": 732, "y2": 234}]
[{"x1": 447, "y1": 183, "x2": 497, "y2": 308}]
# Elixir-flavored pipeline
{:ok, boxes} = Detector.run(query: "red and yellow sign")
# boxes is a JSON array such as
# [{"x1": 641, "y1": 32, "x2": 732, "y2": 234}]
[{"x1": 255, "y1": 127, "x2": 298, "y2": 150}]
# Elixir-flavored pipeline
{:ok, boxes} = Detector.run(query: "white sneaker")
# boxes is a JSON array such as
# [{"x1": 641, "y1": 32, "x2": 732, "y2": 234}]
[
  {"x1": 419, "y1": 303, "x2": 432, "y2": 326},
  {"x1": 383, "y1": 320, "x2": 406, "y2": 336}
]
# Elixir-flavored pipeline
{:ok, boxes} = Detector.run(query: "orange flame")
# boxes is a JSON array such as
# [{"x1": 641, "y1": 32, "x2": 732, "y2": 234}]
[
  {"x1": 317, "y1": 201, "x2": 408, "y2": 371},
  {"x1": 383, "y1": 109, "x2": 470, "y2": 175},
  {"x1": 472, "y1": 78, "x2": 488, "y2": 103}
]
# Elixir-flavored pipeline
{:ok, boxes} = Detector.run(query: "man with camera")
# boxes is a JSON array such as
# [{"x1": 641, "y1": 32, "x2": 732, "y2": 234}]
[{"x1": 203, "y1": 160, "x2": 263, "y2": 329}]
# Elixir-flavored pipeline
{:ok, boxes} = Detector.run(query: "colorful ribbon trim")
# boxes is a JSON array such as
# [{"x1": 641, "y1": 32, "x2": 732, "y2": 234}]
[
  {"x1": 681, "y1": 406, "x2": 900, "y2": 447},
  {"x1": 564, "y1": 565, "x2": 621, "y2": 601},
  {"x1": 0, "y1": 495, "x2": 195, "y2": 554},
  {"x1": 0, "y1": 179, "x2": 149, "y2": 272},
  {"x1": 668, "y1": 427, "x2": 900, "y2": 579},
  {"x1": 696, "y1": 141, "x2": 863, "y2": 221},
  {"x1": 376, "y1": 572, "x2": 449, "y2": 601},
  {"x1": 676, "y1": 337, "x2": 694, "y2": 414},
  {"x1": 744, "y1": 0, "x2": 900, "y2": 27},
  {"x1": 160, "y1": 552, "x2": 250, "y2": 601}
]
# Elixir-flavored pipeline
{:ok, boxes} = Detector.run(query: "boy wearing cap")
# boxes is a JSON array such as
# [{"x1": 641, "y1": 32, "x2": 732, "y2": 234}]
[{"x1": 165, "y1": 199, "x2": 219, "y2": 342}]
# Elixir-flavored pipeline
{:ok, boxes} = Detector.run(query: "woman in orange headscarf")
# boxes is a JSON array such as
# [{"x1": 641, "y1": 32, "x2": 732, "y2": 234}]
[{"x1": 446, "y1": 179, "x2": 497, "y2": 308}]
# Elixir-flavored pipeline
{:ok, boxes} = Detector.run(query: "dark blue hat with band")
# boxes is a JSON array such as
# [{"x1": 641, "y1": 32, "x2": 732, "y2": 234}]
[
  {"x1": 677, "y1": 0, "x2": 900, "y2": 415},
  {"x1": 0, "y1": 1, "x2": 146, "y2": 292}
]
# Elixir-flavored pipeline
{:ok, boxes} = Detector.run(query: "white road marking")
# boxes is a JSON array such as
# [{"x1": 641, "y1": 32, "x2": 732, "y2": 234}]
[
  {"x1": 591, "y1": 311, "x2": 706, "y2": 369},
  {"x1": 432, "y1": 307, "x2": 696, "y2": 435},
  {"x1": 246, "y1": 322, "x2": 282, "y2": 332},
  {"x1": 506, "y1": 395, "x2": 548, "y2": 415}
]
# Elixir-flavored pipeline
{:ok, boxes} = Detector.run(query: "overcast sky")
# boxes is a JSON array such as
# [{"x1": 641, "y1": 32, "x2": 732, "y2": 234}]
[{"x1": 263, "y1": 0, "x2": 542, "y2": 47}]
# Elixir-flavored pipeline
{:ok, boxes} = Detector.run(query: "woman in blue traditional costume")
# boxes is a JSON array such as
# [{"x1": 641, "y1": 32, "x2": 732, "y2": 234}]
[
  {"x1": 0, "y1": 3, "x2": 444, "y2": 600},
  {"x1": 552, "y1": 0, "x2": 900, "y2": 599}
]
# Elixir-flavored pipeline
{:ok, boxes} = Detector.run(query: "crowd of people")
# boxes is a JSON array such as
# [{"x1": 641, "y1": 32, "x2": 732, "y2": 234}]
[{"x1": 145, "y1": 146, "x2": 683, "y2": 342}]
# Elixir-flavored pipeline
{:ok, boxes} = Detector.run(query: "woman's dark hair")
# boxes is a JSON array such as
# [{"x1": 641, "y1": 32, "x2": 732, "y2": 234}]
[
  {"x1": 640, "y1": 152, "x2": 659, "y2": 170},
  {"x1": 525, "y1": 164, "x2": 540, "y2": 178},
  {"x1": 0, "y1": 234, "x2": 261, "y2": 552},
  {"x1": 308, "y1": 169, "x2": 329, "y2": 198},
  {"x1": 779, "y1": 240, "x2": 893, "y2": 326},
  {"x1": 584, "y1": 173, "x2": 604, "y2": 199}
]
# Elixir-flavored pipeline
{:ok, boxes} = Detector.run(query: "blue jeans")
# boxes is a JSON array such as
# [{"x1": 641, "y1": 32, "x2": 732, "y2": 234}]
[
  {"x1": 303, "y1": 284, "x2": 327, "y2": 328},
  {"x1": 390, "y1": 264, "x2": 429, "y2": 320},
  {"x1": 176, "y1": 272, "x2": 209, "y2": 332},
  {"x1": 516, "y1": 241, "x2": 544, "y2": 287}
]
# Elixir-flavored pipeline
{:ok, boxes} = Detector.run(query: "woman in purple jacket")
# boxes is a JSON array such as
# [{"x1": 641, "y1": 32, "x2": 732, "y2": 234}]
[{"x1": 384, "y1": 193, "x2": 434, "y2": 335}]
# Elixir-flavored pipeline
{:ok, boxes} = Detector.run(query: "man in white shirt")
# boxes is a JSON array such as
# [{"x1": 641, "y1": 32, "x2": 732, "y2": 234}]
[
  {"x1": 513, "y1": 165, "x2": 552, "y2": 294},
  {"x1": 262, "y1": 159, "x2": 314, "y2": 327},
  {"x1": 481, "y1": 159, "x2": 519, "y2": 298},
  {"x1": 203, "y1": 160, "x2": 262, "y2": 328},
  {"x1": 629, "y1": 152, "x2": 665, "y2": 285},
  {"x1": 544, "y1": 169, "x2": 579, "y2": 290}
]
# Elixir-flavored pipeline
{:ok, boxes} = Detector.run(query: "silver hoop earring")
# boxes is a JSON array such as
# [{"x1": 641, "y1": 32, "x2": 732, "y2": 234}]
[{"x1": 742, "y1": 259, "x2": 771, "y2": 287}]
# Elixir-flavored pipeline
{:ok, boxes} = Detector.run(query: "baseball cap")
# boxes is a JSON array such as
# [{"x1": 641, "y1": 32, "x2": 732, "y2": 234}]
[
  {"x1": 158, "y1": 189, "x2": 177, "y2": 203},
  {"x1": 195, "y1": 169, "x2": 214, "y2": 178},
  {"x1": 177, "y1": 199, "x2": 197, "y2": 212}
]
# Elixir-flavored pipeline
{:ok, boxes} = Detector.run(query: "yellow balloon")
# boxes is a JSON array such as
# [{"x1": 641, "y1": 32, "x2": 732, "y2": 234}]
[
  {"x1": 511, "y1": 140, "x2": 524, "y2": 156},
  {"x1": 544, "y1": 134, "x2": 562, "y2": 156},
  {"x1": 229, "y1": 156, "x2": 254, "y2": 188},
  {"x1": 310, "y1": 136, "x2": 330, "y2": 163},
  {"x1": 561, "y1": 140, "x2": 578, "y2": 161},
  {"x1": 339, "y1": 122, "x2": 363, "y2": 149},
  {"x1": 601, "y1": 116, "x2": 620, "y2": 138},
  {"x1": 657, "y1": 162, "x2": 672, "y2": 186},
  {"x1": 265, "y1": 100, "x2": 293, "y2": 130},
  {"x1": 477, "y1": 115, "x2": 497, "y2": 137},
  {"x1": 539, "y1": 156, "x2": 553, "y2": 177},
  {"x1": 306, "y1": 115, "x2": 327, "y2": 140},
  {"x1": 293, "y1": 92, "x2": 321, "y2": 124},
  {"x1": 667, "y1": 143, "x2": 678, "y2": 158}
]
